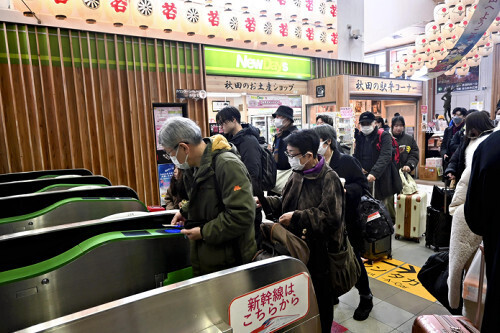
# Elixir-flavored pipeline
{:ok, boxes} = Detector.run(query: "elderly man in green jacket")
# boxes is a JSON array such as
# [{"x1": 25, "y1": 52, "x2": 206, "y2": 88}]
[{"x1": 159, "y1": 117, "x2": 257, "y2": 276}]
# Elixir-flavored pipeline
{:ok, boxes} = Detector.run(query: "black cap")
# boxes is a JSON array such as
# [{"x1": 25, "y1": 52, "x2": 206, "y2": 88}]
[
  {"x1": 359, "y1": 111, "x2": 376, "y2": 123},
  {"x1": 272, "y1": 105, "x2": 294, "y2": 121}
]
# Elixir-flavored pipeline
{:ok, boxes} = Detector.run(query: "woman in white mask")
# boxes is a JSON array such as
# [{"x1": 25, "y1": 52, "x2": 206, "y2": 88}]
[
  {"x1": 263, "y1": 129, "x2": 345, "y2": 333},
  {"x1": 494, "y1": 107, "x2": 500, "y2": 127}
]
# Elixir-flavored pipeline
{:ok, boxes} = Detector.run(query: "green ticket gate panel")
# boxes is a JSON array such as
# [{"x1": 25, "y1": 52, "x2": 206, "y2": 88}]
[
  {"x1": 0, "y1": 197, "x2": 148, "y2": 236},
  {"x1": 0, "y1": 211, "x2": 178, "y2": 272},
  {"x1": 0, "y1": 228, "x2": 190, "y2": 332},
  {"x1": 0, "y1": 176, "x2": 112, "y2": 197},
  {"x1": 19, "y1": 257, "x2": 320, "y2": 333},
  {"x1": 0, "y1": 169, "x2": 92, "y2": 184}
]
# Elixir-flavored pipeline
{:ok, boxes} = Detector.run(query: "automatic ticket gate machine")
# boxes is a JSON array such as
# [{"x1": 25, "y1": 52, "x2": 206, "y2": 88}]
[
  {"x1": 0, "y1": 211, "x2": 191, "y2": 332},
  {"x1": 0, "y1": 175, "x2": 112, "y2": 197},
  {"x1": 0, "y1": 186, "x2": 148, "y2": 235},
  {"x1": 19, "y1": 257, "x2": 321, "y2": 333},
  {"x1": 0, "y1": 169, "x2": 93, "y2": 183}
]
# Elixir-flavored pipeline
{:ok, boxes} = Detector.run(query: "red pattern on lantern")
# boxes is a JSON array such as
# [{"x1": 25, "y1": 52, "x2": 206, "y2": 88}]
[
  {"x1": 208, "y1": 10, "x2": 220, "y2": 26},
  {"x1": 110, "y1": 0, "x2": 128, "y2": 13},
  {"x1": 331, "y1": 32, "x2": 338, "y2": 45},
  {"x1": 305, "y1": 0, "x2": 313, "y2": 11},
  {"x1": 279, "y1": 23, "x2": 288, "y2": 37},
  {"x1": 162, "y1": 3, "x2": 177, "y2": 20},
  {"x1": 306, "y1": 27, "x2": 314, "y2": 40},
  {"x1": 277, "y1": 0, "x2": 286, "y2": 5},
  {"x1": 245, "y1": 17, "x2": 256, "y2": 32},
  {"x1": 330, "y1": 4, "x2": 337, "y2": 17},
  {"x1": 54, "y1": 0, "x2": 69, "y2": 4}
]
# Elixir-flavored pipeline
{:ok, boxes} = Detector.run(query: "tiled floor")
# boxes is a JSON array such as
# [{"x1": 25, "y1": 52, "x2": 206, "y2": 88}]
[{"x1": 334, "y1": 181, "x2": 451, "y2": 333}]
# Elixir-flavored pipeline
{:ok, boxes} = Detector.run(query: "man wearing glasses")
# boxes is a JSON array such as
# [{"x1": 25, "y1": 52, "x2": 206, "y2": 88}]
[{"x1": 159, "y1": 117, "x2": 257, "y2": 277}]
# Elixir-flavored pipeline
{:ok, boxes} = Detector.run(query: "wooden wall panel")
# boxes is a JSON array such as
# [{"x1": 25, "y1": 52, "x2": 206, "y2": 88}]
[{"x1": 0, "y1": 24, "x2": 206, "y2": 206}]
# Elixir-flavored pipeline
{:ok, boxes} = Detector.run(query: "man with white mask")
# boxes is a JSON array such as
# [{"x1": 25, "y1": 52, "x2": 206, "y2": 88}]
[
  {"x1": 354, "y1": 111, "x2": 402, "y2": 222},
  {"x1": 270, "y1": 105, "x2": 298, "y2": 194}
]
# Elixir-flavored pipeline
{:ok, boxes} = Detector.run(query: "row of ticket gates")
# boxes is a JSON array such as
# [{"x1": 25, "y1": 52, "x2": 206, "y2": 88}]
[{"x1": 0, "y1": 169, "x2": 320, "y2": 332}]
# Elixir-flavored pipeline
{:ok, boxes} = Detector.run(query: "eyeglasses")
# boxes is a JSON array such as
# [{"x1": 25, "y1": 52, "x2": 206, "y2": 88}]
[
  {"x1": 284, "y1": 151, "x2": 303, "y2": 158},
  {"x1": 163, "y1": 142, "x2": 185, "y2": 159}
]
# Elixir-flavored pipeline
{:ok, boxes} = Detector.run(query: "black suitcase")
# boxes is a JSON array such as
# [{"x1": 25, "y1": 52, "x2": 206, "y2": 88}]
[
  {"x1": 362, "y1": 235, "x2": 392, "y2": 263},
  {"x1": 425, "y1": 206, "x2": 452, "y2": 251}
]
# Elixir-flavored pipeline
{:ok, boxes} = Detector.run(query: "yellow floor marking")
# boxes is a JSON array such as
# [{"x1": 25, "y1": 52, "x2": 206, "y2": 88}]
[{"x1": 364, "y1": 258, "x2": 405, "y2": 279}]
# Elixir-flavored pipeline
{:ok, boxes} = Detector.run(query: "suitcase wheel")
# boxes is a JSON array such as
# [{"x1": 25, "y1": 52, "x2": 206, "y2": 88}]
[{"x1": 395, "y1": 235, "x2": 400, "y2": 240}]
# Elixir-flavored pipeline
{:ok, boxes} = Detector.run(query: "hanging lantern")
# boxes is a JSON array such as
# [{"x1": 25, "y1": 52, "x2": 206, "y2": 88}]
[
  {"x1": 426, "y1": 56, "x2": 438, "y2": 69},
  {"x1": 198, "y1": 2, "x2": 219, "y2": 38},
  {"x1": 434, "y1": 47, "x2": 449, "y2": 60},
  {"x1": 444, "y1": 34, "x2": 459, "y2": 49},
  {"x1": 478, "y1": 42, "x2": 494, "y2": 56},
  {"x1": 406, "y1": 65, "x2": 416, "y2": 77},
  {"x1": 312, "y1": 22, "x2": 329, "y2": 52},
  {"x1": 239, "y1": 10, "x2": 258, "y2": 43},
  {"x1": 415, "y1": 35, "x2": 429, "y2": 52},
  {"x1": 77, "y1": 0, "x2": 103, "y2": 23},
  {"x1": 316, "y1": 0, "x2": 328, "y2": 24},
  {"x1": 444, "y1": 65, "x2": 457, "y2": 76},
  {"x1": 288, "y1": 15, "x2": 302, "y2": 48},
  {"x1": 256, "y1": 11, "x2": 273, "y2": 45},
  {"x1": 430, "y1": 35, "x2": 446, "y2": 51},
  {"x1": 424, "y1": 46, "x2": 434, "y2": 59},
  {"x1": 132, "y1": 0, "x2": 156, "y2": 29},
  {"x1": 407, "y1": 46, "x2": 419, "y2": 61},
  {"x1": 272, "y1": 13, "x2": 288, "y2": 47},
  {"x1": 392, "y1": 63, "x2": 403, "y2": 77},
  {"x1": 155, "y1": 1, "x2": 181, "y2": 32},
  {"x1": 491, "y1": 32, "x2": 500, "y2": 44},
  {"x1": 400, "y1": 54, "x2": 411, "y2": 70},
  {"x1": 301, "y1": 20, "x2": 316, "y2": 50},
  {"x1": 444, "y1": 0, "x2": 460, "y2": 5},
  {"x1": 466, "y1": 53, "x2": 482, "y2": 67},
  {"x1": 441, "y1": 21, "x2": 456, "y2": 38},
  {"x1": 220, "y1": 6, "x2": 240, "y2": 42},
  {"x1": 456, "y1": 18, "x2": 469, "y2": 34},
  {"x1": 461, "y1": 0, "x2": 476, "y2": 5},
  {"x1": 47, "y1": 0, "x2": 75, "y2": 19},
  {"x1": 413, "y1": 56, "x2": 425, "y2": 70},
  {"x1": 476, "y1": 32, "x2": 491, "y2": 47},
  {"x1": 489, "y1": 15, "x2": 500, "y2": 33},
  {"x1": 13, "y1": 0, "x2": 41, "y2": 17},
  {"x1": 325, "y1": 0, "x2": 337, "y2": 26},
  {"x1": 178, "y1": 1, "x2": 203, "y2": 35},
  {"x1": 326, "y1": 25, "x2": 339, "y2": 54},
  {"x1": 449, "y1": 3, "x2": 466, "y2": 23},
  {"x1": 456, "y1": 62, "x2": 470, "y2": 76},
  {"x1": 425, "y1": 21, "x2": 441, "y2": 40},
  {"x1": 104, "y1": 0, "x2": 131, "y2": 26},
  {"x1": 434, "y1": 3, "x2": 450, "y2": 24},
  {"x1": 466, "y1": 4, "x2": 477, "y2": 20}
]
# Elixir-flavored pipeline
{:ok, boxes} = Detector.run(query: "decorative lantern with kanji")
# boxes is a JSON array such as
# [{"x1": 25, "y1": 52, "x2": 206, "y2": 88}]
[
  {"x1": 219, "y1": 6, "x2": 240, "y2": 42},
  {"x1": 178, "y1": 1, "x2": 203, "y2": 35},
  {"x1": 47, "y1": 0, "x2": 75, "y2": 19},
  {"x1": 155, "y1": 1, "x2": 181, "y2": 32},
  {"x1": 104, "y1": 0, "x2": 131, "y2": 26},
  {"x1": 200, "y1": 2, "x2": 221, "y2": 38},
  {"x1": 272, "y1": 13, "x2": 290, "y2": 47},
  {"x1": 240, "y1": 10, "x2": 257, "y2": 43},
  {"x1": 301, "y1": 19, "x2": 316, "y2": 50},
  {"x1": 326, "y1": 24, "x2": 339, "y2": 54}
]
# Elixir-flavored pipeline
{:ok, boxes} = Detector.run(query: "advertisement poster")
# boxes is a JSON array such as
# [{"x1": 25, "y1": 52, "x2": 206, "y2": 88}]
[
  {"x1": 154, "y1": 106, "x2": 184, "y2": 150},
  {"x1": 158, "y1": 164, "x2": 175, "y2": 207},
  {"x1": 436, "y1": 66, "x2": 479, "y2": 93}
]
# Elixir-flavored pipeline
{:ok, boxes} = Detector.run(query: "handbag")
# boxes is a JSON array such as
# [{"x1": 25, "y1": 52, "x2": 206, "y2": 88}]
[
  {"x1": 328, "y1": 230, "x2": 361, "y2": 298},
  {"x1": 399, "y1": 169, "x2": 418, "y2": 195},
  {"x1": 252, "y1": 222, "x2": 310, "y2": 265},
  {"x1": 271, "y1": 168, "x2": 293, "y2": 195}
]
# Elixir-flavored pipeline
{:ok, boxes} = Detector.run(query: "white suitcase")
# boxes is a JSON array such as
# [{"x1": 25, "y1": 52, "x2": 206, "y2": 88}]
[{"x1": 395, "y1": 192, "x2": 427, "y2": 242}]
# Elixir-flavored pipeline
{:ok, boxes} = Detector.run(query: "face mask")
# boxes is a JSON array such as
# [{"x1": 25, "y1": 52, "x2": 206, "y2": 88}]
[
  {"x1": 318, "y1": 141, "x2": 328, "y2": 155},
  {"x1": 170, "y1": 146, "x2": 190, "y2": 170},
  {"x1": 361, "y1": 125, "x2": 374, "y2": 135},
  {"x1": 288, "y1": 155, "x2": 305, "y2": 171},
  {"x1": 496, "y1": 115, "x2": 500, "y2": 121},
  {"x1": 453, "y1": 116, "x2": 463, "y2": 125},
  {"x1": 274, "y1": 118, "x2": 284, "y2": 129}
]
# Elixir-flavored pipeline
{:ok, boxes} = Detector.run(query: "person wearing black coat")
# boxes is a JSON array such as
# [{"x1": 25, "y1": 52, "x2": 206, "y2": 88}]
[
  {"x1": 216, "y1": 106, "x2": 263, "y2": 247},
  {"x1": 354, "y1": 112, "x2": 402, "y2": 222},
  {"x1": 464, "y1": 128, "x2": 500, "y2": 333},
  {"x1": 271, "y1": 105, "x2": 299, "y2": 170},
  {"x1": 441, "y1": 107, "x2": 466, "y2": 168},
  {"x1": 391, "y1": 115, "x2": 419, "y2": 172},
  {"x1": 313, "y1": 124, "x2": 373, "y2": 321}
]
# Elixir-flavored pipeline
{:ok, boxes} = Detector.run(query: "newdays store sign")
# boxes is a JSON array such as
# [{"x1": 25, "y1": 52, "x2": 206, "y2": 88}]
[{"x1": 205, "y1": 47, "x2": 311, "y2": 80}]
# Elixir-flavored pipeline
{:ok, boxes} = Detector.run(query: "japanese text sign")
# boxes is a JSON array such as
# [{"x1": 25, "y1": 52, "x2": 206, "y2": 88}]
[
  {"x1": 349, "y1": 77, "x2": 423, "y2": 97},
  {"x1": 229, "y1": 273, "x2": 310, "y2": 332},
  {"x1": 340, "y1": 107, "x2": 354, "y2": 118},
  {"x1": 206, "y1": 76, "x2": 307, "y2": 95}
]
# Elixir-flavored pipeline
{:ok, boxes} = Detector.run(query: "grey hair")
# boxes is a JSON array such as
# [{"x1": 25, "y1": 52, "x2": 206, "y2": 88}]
[
  {"x1": 158, "y1": 117, "x2": 202, "y2": 149},
  {"x1": 312, "y1": 124, "x2": 338, "y2": 150}
]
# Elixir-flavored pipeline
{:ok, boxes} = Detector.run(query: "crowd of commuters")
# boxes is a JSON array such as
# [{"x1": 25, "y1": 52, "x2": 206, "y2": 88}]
[{"x1": 159, "y1": 103, "x2": 500, "y2": 332}]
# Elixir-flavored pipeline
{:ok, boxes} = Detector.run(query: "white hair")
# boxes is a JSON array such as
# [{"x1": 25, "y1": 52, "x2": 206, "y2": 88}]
[{"x1": 158, "y1": 117, "x2": 202, "y2": 149}]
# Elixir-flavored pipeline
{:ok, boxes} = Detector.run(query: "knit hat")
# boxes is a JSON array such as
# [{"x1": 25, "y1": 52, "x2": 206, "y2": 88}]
[{"x1": 272, "y1": 105, "x2": 294, "y2": 121}]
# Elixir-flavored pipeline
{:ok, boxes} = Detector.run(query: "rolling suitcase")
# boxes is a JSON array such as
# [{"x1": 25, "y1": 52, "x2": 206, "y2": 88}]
[
  {"x1": 395, "y1": 192, "x2": 427, "y2": 242},
  {"x1": 412, "y1": 315, "x2": 479, "y2": 333},
  {"x1": 425, "y1": 183, "x2": 452, "y2": 251},
  {"x1": 362, "y1": 235, "x2": 392, "y2": 263}
]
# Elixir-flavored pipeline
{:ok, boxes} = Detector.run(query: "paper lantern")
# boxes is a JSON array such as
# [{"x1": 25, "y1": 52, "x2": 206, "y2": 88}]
[
  {"x1": 444, "y1": 0, "x2": 460, "y2": 5},
  {"x1": 326, "y1": 0, "x2": 337, "y2": 23},
  {"x1": 326, "y1": 26, "x2": 339, "y2": 54},
  {"x1": 406, "y1": 66, "x2": 416, "y2": 77},
  {"x1": 178, "y1": 1, "x2": 203, "y2": 35},
  {"x1": 47, "y1": 0, "x2": 76, "y2": 18},
  {"x1": 441, "y1": 21, "x2": 456, "y2": 39},
  {"x1": 256, "y1": 13, "x2": 274, "y2": 45},
  {"x1": 449, "y1": 4, "x2": 466, "y2": 23},
  {"x1": 301, "y1": 21, "x2": 316, "y2": 50},
  {"x1": 476, "y1": 32, "x2": 491, "y2": 47},
  {"x1": 425, "y1": 56, "x2": 438, "y2": 69},
  {"x1": 430, "y1": 35, "x2": 446, "y2": 51},
  {"x1": 444, "y1": 34, "x2": 459, "y2": 49},
  {"x1": 466, "y1": 4, "x2": 476, "y2": 20},
  {"x1": 425, "y1": 21, "x2": 441, "y2": 40},
  {"x1": 392, "y1": 62, "x2": 403, "y2": 77},
  {"x1": 239, "y1": 11, "x2": 258, "y2": 42},
  {"x1": 407, "y1": 46, "x2": 419, "y2": 61},
  {"x1": 288, "y1": 16, "x2": 302, "y2": 48},
  {"x1": 434, "y1": 47, "x2": 449, "y2": 60},
  {"x1": 478, "y1": 42, "x2": 494, "y2": 56},
  {"x1": 413, "y1": 57, "x2": 425, "y2": 70},
  {"x1": 434, "y1": 3, "x2": 450, "y2": 24},
  {"x1": 199, "y1": 3, "x2": 221, "y2": 38},
  {"x1": 489, "y1": 16, "x2": 500, "y2": 33},
  {"x1": 456, "y1": 62, "x2": 469, "y2": 76},
  {"x1": 466, "y1": 53, "x2": 481, "y2": 67},
  {"x1": 272, "y1": 15, "x2": 288, "y2": 47},
  {"x1": 415, "y1": 35, "x2": 429, "y2": 52},
  {"x1": 219, "y1": 8, "x2": 240, "y2": 41},
  {"x1": 491, "y1": 32, "x2": 500, "y2": 44},
  {"x1": 313, "y1": 23, "x2": 329, "y2": 52},
  {"x1": 155, "y1": 1, "x2": 181, "y2": 32},
  {"x1": 457, "y1": 18, "x2": 469, "y2": 32},
  {"x1": 76, "y1": 0, "x2": 103, "y2": 23},
  {"x1": 444, "y1": 65, "x2": 457, "y2": 76},
  {"x1": 131, "y1": 0, "x2": 156, "y2": 28},
  {"x1": 461, "y1": 0, "x2": 476, "y2": 5},
  {"x1": 104, "y1": 0, "x2": 131, "y2": 25},
  {"x1": 13, "y1": 0, "x2": 41, "y2": 16}
]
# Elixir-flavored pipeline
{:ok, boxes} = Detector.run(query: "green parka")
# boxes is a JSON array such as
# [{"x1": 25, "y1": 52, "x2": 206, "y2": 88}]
[{"x1": 181, "y1": 135, "x2": 257, "y2": 276}]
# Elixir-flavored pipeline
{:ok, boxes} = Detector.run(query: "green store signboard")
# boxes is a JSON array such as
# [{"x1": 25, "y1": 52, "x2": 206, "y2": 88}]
[{"x1": 205, "y1": 47, "x2": 311, "y2": 80}]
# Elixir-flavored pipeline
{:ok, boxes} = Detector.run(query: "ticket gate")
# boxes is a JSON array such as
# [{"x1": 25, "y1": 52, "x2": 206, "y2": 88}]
[
  {"x1": 19, "y1": 257, "x2": 320, "y2": 333},
  {"x1": 0, "y1": 176, "x2": 112, "y2": 197},
  {"x1": 0, "y1": 186, "x2": 146, "y2": 235},
  {"x1": 0, "y1": 211, "x2": 191, "y2": 332},
  {"x1": 0, "y1": 169, "x2": 93, "y2": 183}
]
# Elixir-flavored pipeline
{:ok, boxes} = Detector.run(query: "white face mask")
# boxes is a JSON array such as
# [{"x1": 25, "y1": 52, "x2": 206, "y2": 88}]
[
  {"x1": 318, "y1": 141, "x2": 328, "y2": 155},
  {"x1": 496, "y1": 115, "x2": 500, "y2": 121},
  {"x1": 361, "y1": 125, "x2": 375, "y2": 136},
  {"x1": 274, "y1": 118, "x2": 284, "y2": 129},
  {"x1": 288, "y1": 155, "x2": 305, "y2": 171},
  {"x1": 170, "y1": 146, "x2": 190, "y2": 170}
]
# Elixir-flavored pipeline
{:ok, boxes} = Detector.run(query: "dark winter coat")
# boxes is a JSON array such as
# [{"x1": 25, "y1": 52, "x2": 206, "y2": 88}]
[
  {"x1": 354, "y1": 127, "x2": 402, "y2": 199},
  {"x1": 266, "y1": 157, "x2": 345, "y2": 278},
  {"x1": 272, "y1": 124, "x2": 299, "y2": 170},
  {"x1": 445, "y1": 139, "x2": 466, "y2": 181},
  {"x1": 464, "y1": 130, "x2": 500, "y2": 332},
  {"x1": 441, "y1": 123, "x2": 464, "y2": 159},
  {"x1": 328, "y1": 148, "x2": 369, "y2": 251},
  {"x1": 394, "y1": 132, "x2": 419, "y2": 171},
  {"x1": 180, "y1": 135, "x2": 257, "y2": 276},
  {"x1": 164, "y1": 175, "x2": 188, "y2": 210},
  {"x1": 229, "y1": 124, "x2": 263, "y2": 195}
]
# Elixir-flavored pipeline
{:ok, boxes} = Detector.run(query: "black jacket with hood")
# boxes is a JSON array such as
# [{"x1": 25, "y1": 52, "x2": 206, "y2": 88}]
[
  {"x1": 272, "y1": 124, "x2": 299, "y2": 170},
  {"x1": 393, "y1": 131, "x2": 419, "y2": 171}
]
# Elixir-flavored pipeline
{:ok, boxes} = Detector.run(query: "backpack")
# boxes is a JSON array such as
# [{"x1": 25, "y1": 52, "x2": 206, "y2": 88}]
[
  {"x1": 260, "y1": 146, "x2": 277, "y2": 191},
  {"x1": 357, "y1": 192, "x2": 394, "y2": 242},
  {"x1": 375, "y1": 128, "x2": 400, "y2": 164}
]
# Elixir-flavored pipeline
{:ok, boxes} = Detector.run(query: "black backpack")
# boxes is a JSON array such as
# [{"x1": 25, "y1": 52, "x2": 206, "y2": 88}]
[
  {"x1": 357, "y1": 193, "x2": 394, "y2": 242},
  {"x1": 260, "y1": 146, "x2": 277, "y2": 191}
]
